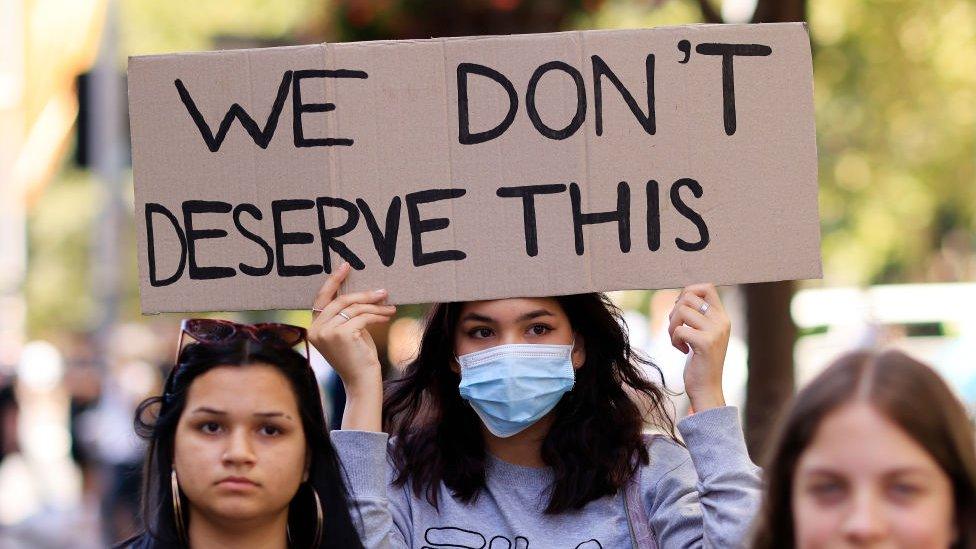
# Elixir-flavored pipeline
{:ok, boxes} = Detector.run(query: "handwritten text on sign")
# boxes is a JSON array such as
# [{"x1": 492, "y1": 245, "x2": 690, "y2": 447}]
[{"x1": 129, "y1": 24, "x2": 820, "y2": 312}]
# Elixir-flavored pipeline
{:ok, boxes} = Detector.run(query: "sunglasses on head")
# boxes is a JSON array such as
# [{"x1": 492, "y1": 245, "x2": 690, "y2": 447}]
[
  {"x1": 164, "y1": 319, "x2": 311, "y2": 405},
  {"x1": 175, "y1": 318, "x2": 310, "y2": 364}
]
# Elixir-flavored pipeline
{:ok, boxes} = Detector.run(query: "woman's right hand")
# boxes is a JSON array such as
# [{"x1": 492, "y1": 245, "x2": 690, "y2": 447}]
[{"x1": 310, "y1": 262, "x2": 396, "y2": 398}]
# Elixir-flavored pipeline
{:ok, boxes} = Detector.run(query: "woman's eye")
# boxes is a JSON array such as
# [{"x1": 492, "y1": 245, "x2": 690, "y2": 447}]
[
  {"x1": 468, "y1": 327, "x2": 493, "y2": 339},
  {"x1": 260, "y1": 425, "x2": 283, "y2": 437},
  {"x1": 200, "y1": 422, "x2": 221, "y2": 434},
  {"x1": 528, "y1": 324, "x2": 551, "y2": 336},
  {"x1": 808, "y1": 481, "x2": 845, "y2": 503},
  {"x1": 889, "y1": 482, "x2": 922, "y2": 500}
]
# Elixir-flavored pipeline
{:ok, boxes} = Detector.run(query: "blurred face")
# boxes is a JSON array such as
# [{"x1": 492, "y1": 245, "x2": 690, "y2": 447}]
[
  {"x1": 173, "y1": 364, "x2": 307, "y2": 526},
  {"x1": 453, "y1": 297, "x2": 583, "y2": 363},
  {"x1": 793, "y1": 402, "x2": 956, "y2": 548}
]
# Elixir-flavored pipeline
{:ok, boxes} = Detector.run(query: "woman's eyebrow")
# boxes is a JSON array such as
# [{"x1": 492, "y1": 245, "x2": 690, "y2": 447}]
[
  {"x1": 516, "y1": 309, "x2": 555, "y2": 322},
  {"x1": 253, "y1": 411, "x2": 293, "y2": 420},
  {"x1": 190, "y1": 406, "x2": 226, "y2": 415},
  {"x1": 799, "y1": 467, "x2": 841, "y2": 477},
  {"x1": 189, "y1": 407, "x2": 292, "y2": 421},
  {"x1": 460, "y1": 312, "x2": 495, "y2": 323},
  {"x1": 883, "y1": 466, "x2": 937, "y2": 478},
  {"x1": 460, "y1": 309, "x2": 555, "y2": 324}
]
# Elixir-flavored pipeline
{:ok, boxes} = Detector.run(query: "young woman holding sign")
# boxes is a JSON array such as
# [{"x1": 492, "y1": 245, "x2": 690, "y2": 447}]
[
  {"x1": 751, "y1": 350, "x2": 976, "y2": 548},
  {"x1": 313, "y1": 262, "x2": 760, "y2": 548},
  {"x1": 115, "y1": 320, "x2": 364, "y2": 549}
]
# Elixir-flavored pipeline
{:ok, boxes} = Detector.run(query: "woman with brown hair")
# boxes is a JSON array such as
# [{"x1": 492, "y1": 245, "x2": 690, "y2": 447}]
[{"x1": 752, "y1": 349, "x2": 976, "y2": 548}]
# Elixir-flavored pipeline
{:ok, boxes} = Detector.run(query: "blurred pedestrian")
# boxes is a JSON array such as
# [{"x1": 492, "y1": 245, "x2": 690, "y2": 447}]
[
  {"x1": 114, "y1": 319, "x2": 364, "y2": 549},
  {"x1": 62, "y1": 333, "x2": 102, "y2": 503},
  {"x1": 751, "y1": 349, "x2": 976, "y2": 548},
  {"x1": 95, "y1": 365, "x2": 151, "y2": 542},
  {"x1": 0, "y1": 373, "x2": 17, "y2": 464}
]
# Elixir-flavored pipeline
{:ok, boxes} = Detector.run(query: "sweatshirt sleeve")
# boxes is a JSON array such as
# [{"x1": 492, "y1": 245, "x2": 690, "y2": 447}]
[
  {"x1": 644, "y1": 406, "x2": 762, "y2": 548},
  {"x1": 331, "y1": 430, "x2": 412, "y2": 549}
]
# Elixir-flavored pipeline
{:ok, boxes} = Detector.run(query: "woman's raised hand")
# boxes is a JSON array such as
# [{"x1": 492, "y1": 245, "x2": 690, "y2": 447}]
[
  {"x1": 667, "y1": 283, "x2": 731, "y2": 412},
  {"x1": 310, "y1": 263, "x2": 395, "y2": 430}
]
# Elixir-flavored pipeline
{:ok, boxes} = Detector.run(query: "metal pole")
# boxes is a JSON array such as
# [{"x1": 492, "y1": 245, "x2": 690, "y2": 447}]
[{"x1": 89, "y1": 0, "x2": 124, "y2": 365}]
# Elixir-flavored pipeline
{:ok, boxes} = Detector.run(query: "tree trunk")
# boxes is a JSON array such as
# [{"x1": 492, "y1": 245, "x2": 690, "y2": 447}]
[
  {"x1": 740, "y1": 0, "x2": 807, "y2": 460},
  {"x1": 751, "y1": 0, "x2": 807, "y2": 25},
  {"x1": 742, "y1": 281, "x2": 797, "y2": 457}
]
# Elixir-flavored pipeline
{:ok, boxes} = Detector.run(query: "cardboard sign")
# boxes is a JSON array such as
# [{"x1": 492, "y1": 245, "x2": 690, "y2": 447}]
[{"x1": 128, "y1": 23, "x2": 820, "y2": 313}]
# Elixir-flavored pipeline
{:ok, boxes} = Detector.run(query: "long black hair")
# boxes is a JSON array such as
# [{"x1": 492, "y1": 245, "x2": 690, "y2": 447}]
[
  {"x1": 384, "y1": 292, "x2": 678, "y2": 514},
  {"x1": 117, "y1": 339, "x2": 364, "y2": 548}
]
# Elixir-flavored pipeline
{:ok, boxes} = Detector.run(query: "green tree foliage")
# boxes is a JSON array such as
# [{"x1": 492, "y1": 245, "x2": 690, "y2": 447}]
[
  {"x1": 25, "y1": 170, "x2": 100, "y2": 335},
  {"x1": 811, "y1": 0, "x2": 976, "y2": 285},
  {"x1": 119, "y1": 0, "x2": 325, "y2": 57}
]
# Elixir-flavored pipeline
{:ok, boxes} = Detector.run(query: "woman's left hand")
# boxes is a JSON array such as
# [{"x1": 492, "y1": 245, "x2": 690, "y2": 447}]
[{"x1": 668, "y1": 283, "x2": 731, "y2": 412}]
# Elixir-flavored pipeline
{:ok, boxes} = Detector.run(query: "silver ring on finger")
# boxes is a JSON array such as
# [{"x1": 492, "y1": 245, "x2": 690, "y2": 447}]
[
  {"x1": 312, "y1": 307, "x2": 324, "y2": 313},
  {"x1": 697, "y1": 302, "x2": 710, "y2": 315},
  {"x1": 338, "y1": 310, "x2": 352, "y2": 321}
]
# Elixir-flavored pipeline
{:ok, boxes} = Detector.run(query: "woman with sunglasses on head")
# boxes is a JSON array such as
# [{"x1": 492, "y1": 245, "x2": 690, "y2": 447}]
[
  {"x1": 751, "y1": 349, "x2": 976, "y2": 549},
  {"x1": 114, "y1": 320, "x2": 365, "y2": 549},
  {"x1": 313, "y1": 263, "x2": 761, "y2": 548}
]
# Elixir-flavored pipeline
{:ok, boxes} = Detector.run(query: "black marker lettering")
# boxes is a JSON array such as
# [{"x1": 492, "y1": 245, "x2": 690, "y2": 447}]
[
  {"x1": 646, "y1": 180, "x2": 660, "y2": 251},
  {"x1": 457, "y1": 63, "x2": 519, "y2": 145},
  {"x1": 569, "y1": 181, "x2": 631, "y2": 255},
  {"x1": 677, "y1": 40, "x2": 692, "y2": 64},
  {"x1": 694, "y1": 43, "x2": 773, "y2": 135},
  {"x1": 496, "y1": 184, "x2": 567, "y2": 257},
  {"x1": 356, "y1": 197, "x2": 401, "y2": 267},
  {"x1": 315, "y1": 197, "x2": 365, "y2": 273},
  {"x1": 174, "y1": 72, "x2": 292, "y2": 152},
  {"x1": 670, "y1": 178, "x2": 709, "y2": 251},
  {"x1": 145, "y1": 203, "x2": 187, "y2": 287},
  {"x1": 272, "y1": 199, "x2": 323, "y2": 277},
  {"x1": 405, "y1": 189, "x2": 467, "y2": 267},
  {"x1": 292, "y1": 69, "x2": 369, "y2": 148},
  {"x1": 182, "y1": 200, "x2": 236, "y2": 280},
  {"x1": 232, "y1": 203, "x2": 273, "y2": 276},
  {"x1": 526, "y1": 61, "x2": 586, "y2": 140},
  {"x1": 591, "y1": 54, "x2": 655, "y2": 136}
]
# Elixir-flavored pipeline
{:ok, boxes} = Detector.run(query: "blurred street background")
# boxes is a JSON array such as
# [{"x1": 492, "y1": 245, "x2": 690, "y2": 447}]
[{"x1": 0, "y1": 0, "x2": 973, "y2": 546}]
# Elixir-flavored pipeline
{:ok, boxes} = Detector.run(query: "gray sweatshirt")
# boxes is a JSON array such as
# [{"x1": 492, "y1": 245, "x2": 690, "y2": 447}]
[{"x1": 332, "y1": 406, "x2": 761, "y2": 549}]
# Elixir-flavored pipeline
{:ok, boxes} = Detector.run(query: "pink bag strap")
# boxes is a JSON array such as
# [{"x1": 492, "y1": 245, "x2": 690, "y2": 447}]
[{"x1": 623, "y1": 434, "x2": 660, "y2": 549}]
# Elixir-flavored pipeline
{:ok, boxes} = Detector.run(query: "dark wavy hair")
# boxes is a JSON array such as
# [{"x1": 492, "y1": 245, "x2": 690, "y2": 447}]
[
  {"x1": 751, "y1": 349, "x2": 976, "y2": 548},
  {"x1": 117, "y1": 339, "x2": 364, "y2": 549},
  {"x1": 383, "y1": 292, "x2": 678, "y2": 514}
]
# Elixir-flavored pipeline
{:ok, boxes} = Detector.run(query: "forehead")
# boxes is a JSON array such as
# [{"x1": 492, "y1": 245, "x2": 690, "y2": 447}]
[
  {"x1": 458, "y1": 297, "x2": 566, "y2": 322},
  {"x1": 796, "y1": 402, "x2": 942, "y2": 475},
  {"x1": 184, "y1": 364, "x2": 300, "y2": 415}
]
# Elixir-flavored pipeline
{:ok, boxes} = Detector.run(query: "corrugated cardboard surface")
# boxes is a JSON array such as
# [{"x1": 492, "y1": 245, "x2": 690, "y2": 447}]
[{"x1": 129, "y1": 23, "x2": 820, "y2": 313}]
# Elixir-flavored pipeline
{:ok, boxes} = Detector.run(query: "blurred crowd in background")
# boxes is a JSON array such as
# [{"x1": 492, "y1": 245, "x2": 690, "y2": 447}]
[{"x1": 0, "y1": 0, "x2": 973, "y2": 546}]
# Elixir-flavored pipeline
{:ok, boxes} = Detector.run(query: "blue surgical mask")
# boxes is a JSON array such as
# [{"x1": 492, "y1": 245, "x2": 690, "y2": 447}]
[{"x1": 457, "y1": 342, "x2": 576, "y2": 438}]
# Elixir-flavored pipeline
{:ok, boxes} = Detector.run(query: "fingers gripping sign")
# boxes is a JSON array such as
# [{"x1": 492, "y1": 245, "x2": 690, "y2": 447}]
[
  {"x1": 667, "y1": 283, "x2": 730, "y2": 412},
  {"x1": 309, "y1": 263, "x2": 395, "y2": 431}
]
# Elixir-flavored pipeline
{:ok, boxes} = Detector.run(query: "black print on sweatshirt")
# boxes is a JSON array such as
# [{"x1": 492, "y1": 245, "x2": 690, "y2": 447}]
[{"x1": 422, "y1": 527, "x2": 603, "y2": 548}]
